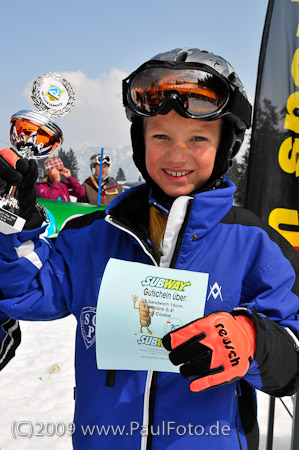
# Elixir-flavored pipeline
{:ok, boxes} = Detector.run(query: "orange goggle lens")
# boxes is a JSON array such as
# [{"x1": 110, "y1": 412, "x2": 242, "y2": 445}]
[
  {"x1": 10, "y1": 114, "x2": 63, "y2": 159},
  {"x1": 129, "y1": 68, "x2": 229, "y2": 117}
]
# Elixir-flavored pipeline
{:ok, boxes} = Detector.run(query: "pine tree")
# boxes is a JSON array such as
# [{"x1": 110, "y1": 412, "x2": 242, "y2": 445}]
[
  {"x1": 38, "y1": 148, "x2": 79, "y2": 181},
  {"x1": 58, "y1": 148, "x2": 80, "y2": 179},
  {"x1": 67, "y1": 148, "x2": 80, "y2": 180},
  {"x1": 116, "y1": 167, "x2": 126, "y2": 181},
  {"x1": 57, "y1": 148, "x2": 67, "y2": 169},
  {"x1": 227, "y1": 144, "x2": 250, "y2": 207}
]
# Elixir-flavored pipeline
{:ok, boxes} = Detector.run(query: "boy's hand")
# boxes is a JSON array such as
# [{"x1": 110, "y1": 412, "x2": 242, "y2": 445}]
[
  {"x1": 0, "y1": 148, "x2": 29, "y2": 193},
  {"x1": 162, "y1": 311, "x2": 256, "y2": 392},
  {"x1": 0, "y1": 148, "x2": 45, "y2": 229}
]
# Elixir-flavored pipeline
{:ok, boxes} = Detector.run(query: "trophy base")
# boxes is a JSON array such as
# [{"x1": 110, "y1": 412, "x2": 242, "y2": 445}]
[{"x1": 0, "y1": 207, "x2": 26, "y2": 234}]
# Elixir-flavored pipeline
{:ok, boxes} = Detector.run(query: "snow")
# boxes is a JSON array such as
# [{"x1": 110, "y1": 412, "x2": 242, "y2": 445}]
[
  {"x1": 0, "y1": 317, "x2": 76, "y2": 450},
  {"x1": 0, "y1": 316, "x2": 295, "y2": 449}
]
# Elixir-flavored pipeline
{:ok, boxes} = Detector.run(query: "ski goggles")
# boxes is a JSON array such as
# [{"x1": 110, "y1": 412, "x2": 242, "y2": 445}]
[
  {"x1": 123, "y1": 66, "x2": 231, "y2": 120},
  {"x1": 91, "y1": 155, "x2": 110, "y2": 166}
]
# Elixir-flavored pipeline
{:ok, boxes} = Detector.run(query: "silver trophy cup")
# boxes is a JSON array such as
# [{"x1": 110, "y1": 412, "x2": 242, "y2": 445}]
[
  {"x1": 0, "y1": 73, "x2": 74, "y2": 234},
  {"x1": 0, "y1": 110, "x2": 64, "y2": 234}
]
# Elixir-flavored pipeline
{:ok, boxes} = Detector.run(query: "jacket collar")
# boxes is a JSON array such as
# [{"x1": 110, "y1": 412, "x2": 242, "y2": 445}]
[
  {"x1": 187, "y1": 180, "x2": 235, "y2": 239},
  {"x1": 106, "y1": 184, "x2": 151, "y2": 245},
  {"x1": 106, "y1": 180, "x2": 235, "y2": 242}
]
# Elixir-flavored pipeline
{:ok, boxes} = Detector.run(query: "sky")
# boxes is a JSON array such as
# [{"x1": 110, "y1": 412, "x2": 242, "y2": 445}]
[{"x1": 0, "y1": 0, "x2": 269, "y2": 156}]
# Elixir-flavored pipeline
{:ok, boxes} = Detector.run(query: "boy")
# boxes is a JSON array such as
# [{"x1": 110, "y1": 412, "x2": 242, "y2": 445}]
[{"x1": 0, "y1": 47, "x2": 299, "y2": 450}]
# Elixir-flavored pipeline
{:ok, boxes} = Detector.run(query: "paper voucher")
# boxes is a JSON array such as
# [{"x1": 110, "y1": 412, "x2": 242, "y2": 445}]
[{"x1": 96, "y1": 258, "x2": 209, "y2": 373}]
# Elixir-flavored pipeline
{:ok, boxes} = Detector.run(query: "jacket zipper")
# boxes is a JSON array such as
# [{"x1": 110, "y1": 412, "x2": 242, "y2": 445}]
[
  {"x1": 105, "y1": 215, "x2": 157, "y2": 265},
  {"x1": 105, "y1": 215, "x2": 157, "y2": 450},
  {"x1": 105, "y1": 202, "x2": 192, "y2": 450},
  {"x1": 145, "y1": 371, "x2": 159, "y2": 450}
]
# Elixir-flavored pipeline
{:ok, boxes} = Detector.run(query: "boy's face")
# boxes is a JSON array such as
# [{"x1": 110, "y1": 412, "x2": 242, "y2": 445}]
[{"x1": 144, "y1": 110, "x2": 221, "y2": 197}]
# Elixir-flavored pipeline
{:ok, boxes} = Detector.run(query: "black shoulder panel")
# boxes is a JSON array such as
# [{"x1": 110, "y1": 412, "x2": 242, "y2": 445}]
[
  {"x1": 0, "y1": 318, "x2": 21, "y2": 371},
  {"x1": 61, "y1": 210, "x2": 106, "y2": 231},
  {"x1": 222, "y1": 206, "x2": 299, "y2": 296}
]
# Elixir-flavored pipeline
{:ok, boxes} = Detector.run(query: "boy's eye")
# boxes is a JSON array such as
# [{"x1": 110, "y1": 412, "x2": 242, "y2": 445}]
[
  {"x1": 192, "y1": 136, "x2": 205, "y2": 142},
  {"x1": 153, "y1": 134, "x2": 169, "y2": 140}
]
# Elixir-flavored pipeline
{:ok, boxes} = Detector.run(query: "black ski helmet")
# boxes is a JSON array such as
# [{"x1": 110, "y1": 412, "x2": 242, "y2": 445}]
[{"x1": 122, "y1": 47, "x2": 252, "y2": 194}]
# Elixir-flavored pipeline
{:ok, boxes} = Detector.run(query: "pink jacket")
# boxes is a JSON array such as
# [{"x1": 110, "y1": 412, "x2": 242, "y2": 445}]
[{"x1": 36, "y1": 177, "x2": 85, "y2": 201}]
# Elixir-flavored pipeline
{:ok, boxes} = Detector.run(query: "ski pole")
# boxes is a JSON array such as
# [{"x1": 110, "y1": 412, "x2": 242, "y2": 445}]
[{"x1": 97, "y1": 147, "x2": 104, "y2": 206}]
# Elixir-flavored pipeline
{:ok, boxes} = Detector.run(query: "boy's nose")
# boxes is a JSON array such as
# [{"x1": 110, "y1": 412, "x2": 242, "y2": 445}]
[
  {"x1": 176, "y1": 140, "x2": 188, "y2": 149},
  {"x1": 167, "y1": 140, "x2": 189, "y2": 161}
]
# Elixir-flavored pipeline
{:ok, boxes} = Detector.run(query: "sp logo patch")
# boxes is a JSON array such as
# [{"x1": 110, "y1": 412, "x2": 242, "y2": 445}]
[{"x1": 80, "y1": 306, "x2": 96, "y2": 349}]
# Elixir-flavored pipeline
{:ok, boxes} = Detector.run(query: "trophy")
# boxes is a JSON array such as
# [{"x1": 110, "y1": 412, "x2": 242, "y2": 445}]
[{"x1": 0, "y1": 73, "x2": 75, "y2": 234}]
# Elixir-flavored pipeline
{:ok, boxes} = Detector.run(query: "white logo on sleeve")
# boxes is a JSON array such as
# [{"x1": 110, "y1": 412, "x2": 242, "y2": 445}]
[
  {"x1": 207, "y1": 282, "x2": 223, "y2": 301},
  {"x1": 80, "y1": 306, "x2": 96, "y2": 349}
]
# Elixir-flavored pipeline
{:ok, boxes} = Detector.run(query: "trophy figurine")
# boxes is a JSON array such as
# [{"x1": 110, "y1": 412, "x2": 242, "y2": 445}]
[{"x1": 0, "y1": 73, "x2": 75, "y2": 234}]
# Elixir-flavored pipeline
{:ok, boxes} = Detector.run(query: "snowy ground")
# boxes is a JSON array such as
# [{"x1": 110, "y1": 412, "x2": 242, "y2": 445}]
[{"x1": 0, "y1": 316, "x2": 295, "y2": 450}]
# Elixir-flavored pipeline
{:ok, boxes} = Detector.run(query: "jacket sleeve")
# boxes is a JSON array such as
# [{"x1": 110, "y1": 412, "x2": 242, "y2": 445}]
[
  {"x1": 78, "y1": 182, "x2": 88, "y2": 203},
  {"x1": 65, "y1": 177, "x2": 85, "y2": 199},
  {"x1": 0, "y1": 227, "x2": 72, "y2": 320},
  {"x1": 36, "y1": 182, "x2": 64, "y2": 200},
  {"x1": 242, "y1": 309, "x2": 299, "y2": 396},
  {"x1": 238, "y1": 234, "x2": 299, "y2": 396},
  {"x1": 0, "y1": 312, "x2": 21, "y2": 371}
]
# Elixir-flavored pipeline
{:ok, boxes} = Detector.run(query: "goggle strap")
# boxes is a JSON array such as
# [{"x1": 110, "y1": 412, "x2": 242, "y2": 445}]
[
  {"x1": 122, "y1": 79, "x2": 128, "y2": 107},
  {"x1": 229, "y1": 90, "x2": 252, "y2": 129}
]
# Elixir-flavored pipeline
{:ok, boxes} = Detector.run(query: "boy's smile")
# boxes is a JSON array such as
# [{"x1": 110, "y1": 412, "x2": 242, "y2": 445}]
[{"x1": 144, "y1": 110, "x2": 221, "y2": 197}]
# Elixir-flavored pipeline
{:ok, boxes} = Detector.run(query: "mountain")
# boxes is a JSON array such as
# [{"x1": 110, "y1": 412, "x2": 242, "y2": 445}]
[{"x1": 72, "y1": 143, "x2": 142, "y2": 183}]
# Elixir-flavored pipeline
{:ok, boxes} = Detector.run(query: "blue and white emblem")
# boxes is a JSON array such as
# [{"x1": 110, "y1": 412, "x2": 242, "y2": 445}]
[
  {"x1": 46, "y1": 84, "x2": 64, "y2": 101},
  {"x1": 80, "y1": 306, "x2": 97, "y2": 349},
  {"x1": 207, "y1": 282, "x2": 223, "y2": 301}
]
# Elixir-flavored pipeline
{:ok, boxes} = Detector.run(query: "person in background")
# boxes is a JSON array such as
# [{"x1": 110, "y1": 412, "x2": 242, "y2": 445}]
[
  {"x1": 36, "y1": 157, "x2": 85, "y2": 201},
  {"x1": 81, "y1": 153, "x2": 122, "y2": 205}
]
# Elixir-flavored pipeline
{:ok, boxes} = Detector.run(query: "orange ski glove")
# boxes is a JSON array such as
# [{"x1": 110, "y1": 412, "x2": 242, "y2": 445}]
[{"x1": 162, "y1": 311, "x2": 256, "y2": 392}]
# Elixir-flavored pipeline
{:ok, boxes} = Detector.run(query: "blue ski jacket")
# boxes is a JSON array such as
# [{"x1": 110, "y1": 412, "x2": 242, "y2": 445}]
[{"x1": 0, "y1": 180, "x2": 299, "y2": 450}]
